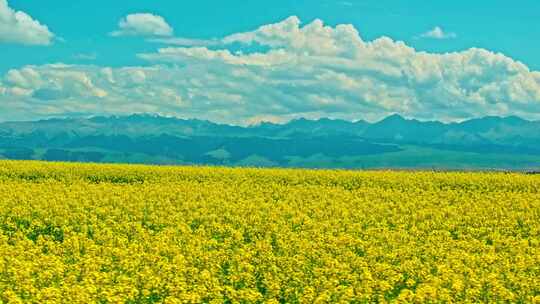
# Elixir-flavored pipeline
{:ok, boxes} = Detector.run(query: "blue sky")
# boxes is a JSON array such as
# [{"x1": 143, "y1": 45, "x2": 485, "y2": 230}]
[{"x1": 1, "y1": 0, "x2": 540, "y2": 123}]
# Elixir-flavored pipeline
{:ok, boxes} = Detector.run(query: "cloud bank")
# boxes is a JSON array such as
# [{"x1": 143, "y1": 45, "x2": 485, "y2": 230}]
[
  {"x1": 1, "y1": 16, "x2": 540, "y2": 124},
  {"x1": 111, "y1": 13, "x2": 173, "y2": 37},
  {"x1": 0, "y1": 0, "x2": 54, "y2": 45}
]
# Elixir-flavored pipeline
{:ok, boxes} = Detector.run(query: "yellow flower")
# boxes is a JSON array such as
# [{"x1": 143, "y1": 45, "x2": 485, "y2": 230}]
[{"x1": 0, "y1": 160, "x2": 538, "y2": 303}]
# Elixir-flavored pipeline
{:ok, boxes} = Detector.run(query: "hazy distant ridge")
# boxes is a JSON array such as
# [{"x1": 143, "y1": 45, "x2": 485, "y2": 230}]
[{"x1": 1, "y1": 114, "x2": 539, "y2": 170}]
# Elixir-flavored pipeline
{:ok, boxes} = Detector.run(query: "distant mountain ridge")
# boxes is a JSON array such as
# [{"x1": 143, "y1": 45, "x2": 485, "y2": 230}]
[{"x1": 0, "y1": 114, "x2": 539, "y2": 170}]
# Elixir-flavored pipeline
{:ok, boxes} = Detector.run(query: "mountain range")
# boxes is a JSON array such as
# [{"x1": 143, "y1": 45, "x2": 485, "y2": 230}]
[{"x1": 1, "y1": 114, "x2": 539, "y2": 170}]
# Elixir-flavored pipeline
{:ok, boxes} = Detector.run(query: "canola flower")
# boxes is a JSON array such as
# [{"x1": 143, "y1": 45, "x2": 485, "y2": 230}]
[{"x1": 0, "y1": 160, "x2": 539, "y2": 303}]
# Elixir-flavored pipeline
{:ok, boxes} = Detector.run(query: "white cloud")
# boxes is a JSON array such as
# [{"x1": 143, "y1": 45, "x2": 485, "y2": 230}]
[
  {"x1": 111, "y1": 13, "x2": 173, "y2": 37},
  {"x1": 222, "y1": 16, "x2": 363, "y2": 57},
  {"x1": 420, "y1": 26, "x2": 457, "y2": 39},
  {"x1": 1, "y1": 17, "x2": 540, "y2": 124},
  {"x1": 138, "y1": 47, "x2": 295, "y2": 67},
  {"x1": 3, "y1": 64, "x2": 107, "y2": 101},
  {"x1": 0, "y1": 0, "x2": 54, "y2": 45}
]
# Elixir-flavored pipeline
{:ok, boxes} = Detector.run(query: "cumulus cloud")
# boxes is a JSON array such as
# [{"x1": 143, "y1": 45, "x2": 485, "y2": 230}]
[
  {"x1": 222, "y1": 16, "x2": 363, "y2": 57},
  {"x1": 1, "y1": 16, "x2": 540, "y2": 123},
  {"x1": 111, "y1": 13, "x2": 173, "y2": 37},
  {"x1": 420, "y1": 26, "x2": 456, "y2": 39},
  {"x1": 4, "y1": 64, "x2": 107, "y2": 101},
  {"x1": 0, "y1": 0, "x2": 54, "y2": 45}
]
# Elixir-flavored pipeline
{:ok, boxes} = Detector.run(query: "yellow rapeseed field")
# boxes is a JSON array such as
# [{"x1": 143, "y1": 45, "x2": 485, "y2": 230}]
[{"x1": 0, "y1": 160, "x2": 539, "y2": 303}]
